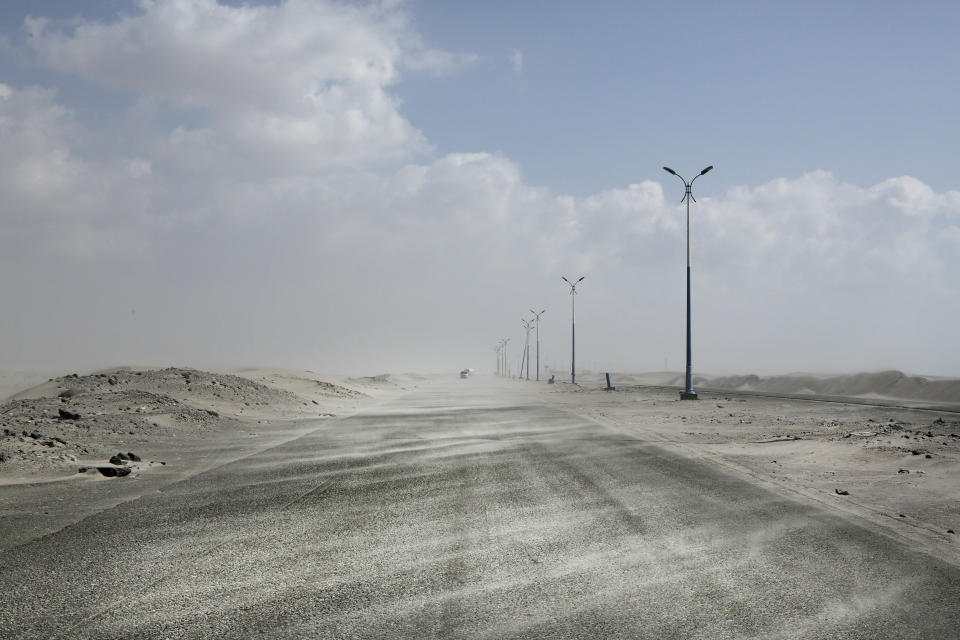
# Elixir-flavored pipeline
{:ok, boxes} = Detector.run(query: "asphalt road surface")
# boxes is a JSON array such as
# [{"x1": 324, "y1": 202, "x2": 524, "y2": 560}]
[{"x1": 3, "y1": 376, "x2": 960, "y2": 639}]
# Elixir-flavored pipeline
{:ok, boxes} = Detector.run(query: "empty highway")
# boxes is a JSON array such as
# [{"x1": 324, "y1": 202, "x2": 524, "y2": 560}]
[{"x1": 3, "y1": 376, "x2": 959, "y2": 639}]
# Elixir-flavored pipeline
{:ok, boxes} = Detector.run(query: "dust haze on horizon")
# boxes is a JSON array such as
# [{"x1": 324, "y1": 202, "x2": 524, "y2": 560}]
[{"x1": 1, "y1": 1, "x2": 959, "y2": 378}]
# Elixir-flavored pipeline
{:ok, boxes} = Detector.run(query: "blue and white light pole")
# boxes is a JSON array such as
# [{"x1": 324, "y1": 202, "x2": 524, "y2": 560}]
[{"x1": 663, "y1": 165, "x2": 713, "y2": 400}]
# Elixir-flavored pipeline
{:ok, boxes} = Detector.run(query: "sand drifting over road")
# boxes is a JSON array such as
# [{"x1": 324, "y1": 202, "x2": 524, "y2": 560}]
[
  {"x1": 549, "y1": 372, "x2": 960, "y2": 564},
  {"x1": 0, "y1": 367, "x2": 373, "y2": 484},
  {"x1": 0, "y1": 366, "x2": 423, "y2": 551}
]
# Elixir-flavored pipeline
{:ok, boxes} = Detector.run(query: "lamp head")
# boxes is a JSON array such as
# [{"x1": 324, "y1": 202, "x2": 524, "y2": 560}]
[
  {"x1": 662, "y1": 166, "x2": 677, "y2": 176},
  {"x1": 700, "y1": 165, "x2": 714, "y2": 175}
]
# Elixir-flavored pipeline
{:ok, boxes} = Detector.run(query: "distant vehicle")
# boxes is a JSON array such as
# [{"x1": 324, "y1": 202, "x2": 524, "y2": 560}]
[{"x1": 459, "y1": 369, "x2": 470, "y2": 379}]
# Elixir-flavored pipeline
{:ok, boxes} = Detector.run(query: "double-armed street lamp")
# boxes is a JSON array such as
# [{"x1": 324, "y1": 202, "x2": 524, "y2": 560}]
[
  {"x1": 662, "y1": 164, "x2": 713, "y2": 400},
  {"x1": 530, "y1": 309, "x2": 545, "y2": 381},
  {"x1": 521, "y1": 318, "x2": 535, "y2": 381},
  {"x1": 561, "y1": 276, "x2": 585, "y2": 384}
]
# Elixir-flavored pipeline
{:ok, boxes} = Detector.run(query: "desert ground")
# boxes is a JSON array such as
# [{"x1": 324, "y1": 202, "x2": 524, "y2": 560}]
[
  {"x1": 1, "y1": 367, "x2": 959, "y2": 638},
  {"x1": 548, "y1": 370, "x2": 960, "y2": 565},
  {"x1": 0, "y1": 367, "x2": 421, "y2": 546}
]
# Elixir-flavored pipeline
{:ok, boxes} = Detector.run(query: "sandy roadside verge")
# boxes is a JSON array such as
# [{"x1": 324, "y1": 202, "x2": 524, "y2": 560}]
[
  {"x1": 543, "y1": 378, "x2": 960, "y2": 567},
  {"x1": 0, "y1": 367, "x2": 421, "y2": 551}
]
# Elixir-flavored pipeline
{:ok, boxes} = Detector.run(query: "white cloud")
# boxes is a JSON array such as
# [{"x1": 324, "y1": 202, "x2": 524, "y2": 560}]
[
  {"x1": 870, "y1": 175, "x2": 951, "y2": 217},
  {"x1": 3, "y1": 2, "x2": 960, "y2": 375},
  {"x1": 0, "y1": 84, "x2": 149, "y2": 259},
  {"x1": 24, "y1": 0, "x2": 476, "y2": 172}
]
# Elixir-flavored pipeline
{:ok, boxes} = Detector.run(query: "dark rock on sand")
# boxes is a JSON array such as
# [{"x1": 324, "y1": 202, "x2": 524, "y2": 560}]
[
  {"x1": 835, "y1": 489, "x2": 849, "y2": 496},
  {"x1": 96, "y1": 466, "x2": 132, "y2": 478},
  {"x1": 109, "y1": 453, "x2": 131, "y2": 465},
  {"x1": 58, "y1": 408, "x2": 81, "y2": 420}
]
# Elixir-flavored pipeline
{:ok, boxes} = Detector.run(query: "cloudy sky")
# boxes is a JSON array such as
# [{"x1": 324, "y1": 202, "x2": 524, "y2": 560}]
[{"x1": 1, "y1": 0, "x2": 958, "y2": 377}]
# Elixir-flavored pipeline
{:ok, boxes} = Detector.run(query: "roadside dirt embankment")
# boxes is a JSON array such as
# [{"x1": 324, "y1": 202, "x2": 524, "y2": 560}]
[{"x1": 0, "y1": 366, "x2": 396, "y2": 484}]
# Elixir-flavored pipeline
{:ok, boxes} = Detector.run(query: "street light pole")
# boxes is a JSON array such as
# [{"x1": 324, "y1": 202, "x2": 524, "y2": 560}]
[
  {"x1": 663, "y1": 164, "x2": 713, "y2": 400},
  {"x1": 521, "y1": 318, "x2": 535, "y2": 381},
  {"x1": 518, "y1": 324, "x2": 527, "y2": 380},
  {"x1": 561, "y1": 276, "x2": 584, "y2": 384},
  {"x1": 530, "y1": 309, "x2": 545, "y2": 381},
  {"x1": 502, "y1": 338, "x2": 510, "y2": 378}
]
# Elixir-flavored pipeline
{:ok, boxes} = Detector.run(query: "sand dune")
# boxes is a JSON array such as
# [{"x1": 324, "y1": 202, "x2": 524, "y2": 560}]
[
  {"x1": 0, "y1": 371, "x2": 61, "y2": 404},
  {"x1": 704, "y1": 370, "x2": 960, "y2": 404},
  {"x1": 599, "y1": 370, "x2": 960, "y2": 404},
  {"x1": 0, "y1": 366, "x2": 399, "y2": 485}
]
